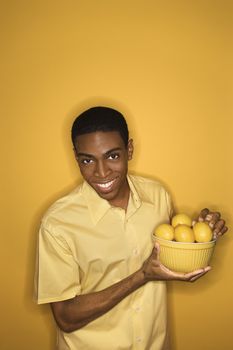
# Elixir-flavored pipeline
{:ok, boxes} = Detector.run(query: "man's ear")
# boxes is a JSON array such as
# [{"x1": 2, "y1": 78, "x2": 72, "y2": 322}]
[
  {"x1": 73, "y1": 147, "x2": 78, "y2": 162},
  {"x1": 127, "y1": 139, "x2": 134, "y2": 160}
]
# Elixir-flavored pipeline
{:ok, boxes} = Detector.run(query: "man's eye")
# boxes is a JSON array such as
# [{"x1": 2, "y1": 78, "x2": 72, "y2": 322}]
[
  {"x1": 81, "y1": 159, "x2": 93, "y2": 165},
  {"x1": 108, "y1": 153, "x2": 119, "y2": 160}
]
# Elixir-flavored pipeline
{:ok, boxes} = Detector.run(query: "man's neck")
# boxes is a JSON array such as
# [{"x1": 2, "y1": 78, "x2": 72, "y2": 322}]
[{"x1": 109, "y1": 184, "x2": 130, "y2": 211}]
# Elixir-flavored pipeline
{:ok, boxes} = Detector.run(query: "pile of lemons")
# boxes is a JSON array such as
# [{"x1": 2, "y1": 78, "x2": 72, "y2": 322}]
[{"x1": 155, "y1": 213, "x2": 213, "y2": 243}]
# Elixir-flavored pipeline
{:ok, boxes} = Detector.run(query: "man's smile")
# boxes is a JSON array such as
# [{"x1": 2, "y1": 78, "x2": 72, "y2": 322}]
[{"x1": 94, "y1": 178, "x2": 117, "y2": 191}]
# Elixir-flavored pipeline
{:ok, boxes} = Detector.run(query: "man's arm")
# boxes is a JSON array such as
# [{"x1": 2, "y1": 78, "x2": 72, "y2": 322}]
[
  {"x1": 51, "y1": 267, "x2": 146, "y2": 333},
  {"x1": 51, "y1": 243, "x2": 210, "y2": 333}
]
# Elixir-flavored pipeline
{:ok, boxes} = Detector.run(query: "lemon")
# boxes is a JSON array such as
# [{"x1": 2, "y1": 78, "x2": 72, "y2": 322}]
[
  {"x1": 193, "y1": 222, "x2": 213, "y2": 242},
  {"x1": 174, "y1": 224, "x2": 195, "y2": 242},
  {"x1": 155, "y1": 223, "x2": 174, "y2": 241},
  {"x1": 171, "y1": 213, "x2": 192, "y2": 228}
]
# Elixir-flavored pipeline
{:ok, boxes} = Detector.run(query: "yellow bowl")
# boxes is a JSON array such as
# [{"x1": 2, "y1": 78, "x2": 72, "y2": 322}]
[{"x1": 153, "y1": 236, "x2": 216, "y2": 273}]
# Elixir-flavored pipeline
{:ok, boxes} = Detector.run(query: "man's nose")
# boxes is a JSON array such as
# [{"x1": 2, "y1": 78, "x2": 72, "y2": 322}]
[{"x1": 94, "y1": 160, "x2": 110, "y2": 178}]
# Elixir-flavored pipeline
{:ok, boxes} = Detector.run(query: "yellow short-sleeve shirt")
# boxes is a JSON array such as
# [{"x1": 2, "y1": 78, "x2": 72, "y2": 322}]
[{"x1": 35, "y1": 174, "x2": 173, "y2": 350}]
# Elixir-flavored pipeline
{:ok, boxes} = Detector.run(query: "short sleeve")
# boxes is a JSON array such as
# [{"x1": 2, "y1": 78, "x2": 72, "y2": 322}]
[
  {"x1": 165, "y1": 190, "x2": 174, "y2": 220},
  {"x1": 34, "y1": 224, "x2": 81, "y2": 304}
]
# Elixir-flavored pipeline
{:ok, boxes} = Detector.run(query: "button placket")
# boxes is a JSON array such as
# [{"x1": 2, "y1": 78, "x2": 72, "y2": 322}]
[
  {"x1": 124, "y1": 220, "x2": 141, "y2": 273},
  {"x1": 131, "y1": 290, "x2": 144, "y2": 348}
]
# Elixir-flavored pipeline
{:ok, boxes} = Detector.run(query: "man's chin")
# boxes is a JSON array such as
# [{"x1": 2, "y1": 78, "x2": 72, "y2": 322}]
[{"x1": 97, "y1": 190, "x2": 115, "y2": 201}]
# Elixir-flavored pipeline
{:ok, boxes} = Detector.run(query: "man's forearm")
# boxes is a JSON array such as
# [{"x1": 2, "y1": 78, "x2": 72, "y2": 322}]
[{"x1": 51, "y1": 267, "x2": 146, "y2": 333}]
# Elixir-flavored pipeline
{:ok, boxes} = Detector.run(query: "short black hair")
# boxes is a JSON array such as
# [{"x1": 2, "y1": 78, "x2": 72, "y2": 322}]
[{"x1": 71, "y1": 106, "x2": 129, "y2": 147}]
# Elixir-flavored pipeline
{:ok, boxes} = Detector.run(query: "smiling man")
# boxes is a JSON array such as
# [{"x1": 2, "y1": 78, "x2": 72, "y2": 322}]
[{"x1": 35, "y1": 106, "x2": 227, "y2": 350}]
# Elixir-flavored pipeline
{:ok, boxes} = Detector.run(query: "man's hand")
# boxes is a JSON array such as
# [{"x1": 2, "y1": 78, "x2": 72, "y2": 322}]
[
  {"x1": 142, "y1": 243, "x2": 211, "y2": 283},
  {"x1": 192, "y1": 208, "x2": 228, "y2": 240}
]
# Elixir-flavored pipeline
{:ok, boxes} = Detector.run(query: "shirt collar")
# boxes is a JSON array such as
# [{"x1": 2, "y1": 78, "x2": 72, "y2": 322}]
[
  {"x1": 127, "y1": 174, "x2": 154, "y2": 206},
  {"x1": 81, "y1": 181, "x2": 111, "y2": 225},
  {"x1": 127, "y1": 175, "x2": 141, "y2": 209},
  {"x1": 81, "y1": 174, "x2": 153, "y2": 225}
]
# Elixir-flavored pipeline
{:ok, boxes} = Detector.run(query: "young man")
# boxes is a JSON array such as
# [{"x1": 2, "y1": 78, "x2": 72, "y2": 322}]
[{"x1": 35, "y1": 106, "x2": 227, "y2": 349}]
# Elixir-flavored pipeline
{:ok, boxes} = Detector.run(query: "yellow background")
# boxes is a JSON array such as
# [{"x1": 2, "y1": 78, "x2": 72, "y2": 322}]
[{"x1": 1, "y1": 1, "x2": 232, "y2": 349}]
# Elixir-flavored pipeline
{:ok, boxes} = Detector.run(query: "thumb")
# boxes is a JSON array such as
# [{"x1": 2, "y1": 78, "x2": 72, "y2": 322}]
[{"x1": 152, "y1": 242, "x2": 160, "y2": 260}]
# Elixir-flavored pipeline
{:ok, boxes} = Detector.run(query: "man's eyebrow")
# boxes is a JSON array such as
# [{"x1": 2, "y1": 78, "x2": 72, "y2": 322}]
[
  {"x1": 77, "y1": 147, "x2": 123, "y2": 158},
  {"x1": 76, "y1": 152, "x2": 94, "y2": 158},
  {"x1": 105, "y1": 147, "x2": 122, "y2": 155}
]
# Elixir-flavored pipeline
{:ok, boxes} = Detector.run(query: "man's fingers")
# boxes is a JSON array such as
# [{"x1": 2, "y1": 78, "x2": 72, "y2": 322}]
[
  {"x1": 213, "y1": 219, "x2": 225, "y2": 231},
  {"x1": 152, "y1": 242, "x2": 160, "y2": 260},
  {"x1": 207, "y1": 212, "x2": 221, "y2": 228},
  {"x1": 220, "y1": 226, "x2": 228, "y2": 235},
  {"x1": 189, "y1": 270, "x2": 209, "y2": 282},
  {"x1": 187, "y1": 267, "x2": 211, "y2": 282},
  {"x1": 204, "y1": 212, "x2": 220, "y2": 228},
  {"x1": 175, "y1": 266, "x2": 211, "y2": 282},
  {"x1": 197, "y1": 208, "x2": 209, "y2": 222},
  {"x1": 213, "y1": 220, "x2": 228, "y2": 238},
  {"x1": 194, "y1": 210, "x2": 227, "y2": 239},
  {"x1": 192, "y1": 208, "x2": 210, "y2": 226}
]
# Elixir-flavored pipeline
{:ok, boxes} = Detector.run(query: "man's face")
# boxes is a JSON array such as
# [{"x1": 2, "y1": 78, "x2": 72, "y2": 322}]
[{"x1": 74, "y1": 131, "x2": 133, "y2": 208}]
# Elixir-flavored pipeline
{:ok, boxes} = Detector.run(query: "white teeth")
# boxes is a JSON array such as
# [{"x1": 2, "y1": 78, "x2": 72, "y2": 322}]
[{"x1": 97, "y1": 180, "x2": 114, "y2": 188}]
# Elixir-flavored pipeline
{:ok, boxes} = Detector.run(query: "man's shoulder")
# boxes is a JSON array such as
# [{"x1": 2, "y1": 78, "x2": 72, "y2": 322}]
[
  {"x1": 129, "y1": 174, "x2": 167, "y2": 193},
  {"x1": 129, "y1": 174, "x2": 171, "y2": 205},
  {"x1": 41, "y1": 183, "x2": 84, "y2": 226}
]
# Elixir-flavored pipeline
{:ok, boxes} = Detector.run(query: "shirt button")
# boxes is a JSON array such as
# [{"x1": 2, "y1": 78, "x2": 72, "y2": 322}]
[
  {"x1": 133, "y1": 248, "x2": 139, "y2": 256},
  {"x1": 136, "y1": 337, "x2": 142, "y2": 343},
  {"x1": 135, "y1": 306, "x2": 141, "y2": 312}
]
